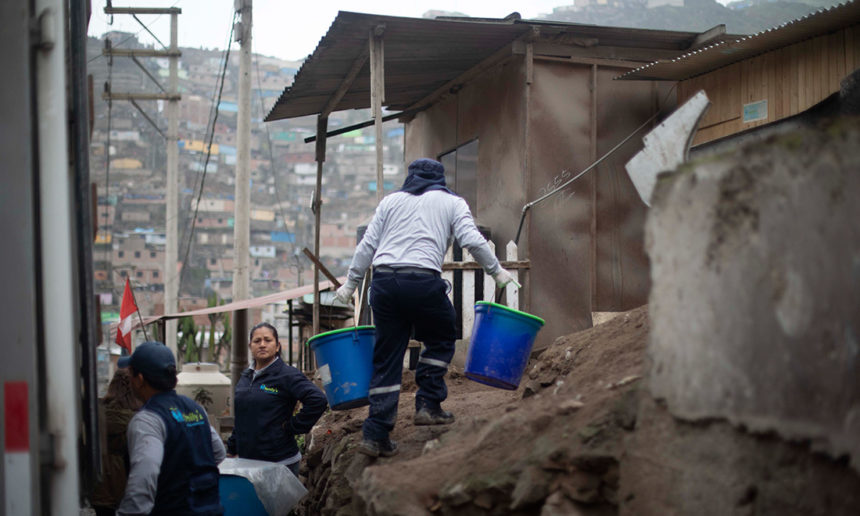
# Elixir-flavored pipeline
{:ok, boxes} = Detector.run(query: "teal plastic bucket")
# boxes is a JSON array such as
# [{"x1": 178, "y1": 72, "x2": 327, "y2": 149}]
[
  {"x1": 308, "y1": 326, "x2": 374, "y2": 410},
  {"x1": 219, "y1": 475, "x2": 267, "y2": 516},
  {"x1": 465, "y1": 302, "x2": 545, "y2": 390}
]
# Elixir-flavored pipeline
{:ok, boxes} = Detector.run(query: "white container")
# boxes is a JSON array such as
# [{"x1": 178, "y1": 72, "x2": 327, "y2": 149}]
[{"x1": 176, "y1": 362, "x2": 232, "y2": 422}]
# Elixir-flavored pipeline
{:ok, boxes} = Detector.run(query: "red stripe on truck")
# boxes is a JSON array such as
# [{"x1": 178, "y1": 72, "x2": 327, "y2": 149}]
[{"x1": 4, "y1": 382, "x2": 28, "y2": 452}]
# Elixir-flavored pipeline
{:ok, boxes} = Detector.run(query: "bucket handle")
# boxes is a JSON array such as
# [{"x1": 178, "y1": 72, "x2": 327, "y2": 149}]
[{"x1": 352, "y1": 279, "x2": 367, "y2": 337}]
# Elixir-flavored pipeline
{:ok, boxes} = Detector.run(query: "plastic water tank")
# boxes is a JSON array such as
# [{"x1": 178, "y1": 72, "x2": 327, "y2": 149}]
[{"x1": 176, "y1": 362, "x2": 232, "y2": 422}]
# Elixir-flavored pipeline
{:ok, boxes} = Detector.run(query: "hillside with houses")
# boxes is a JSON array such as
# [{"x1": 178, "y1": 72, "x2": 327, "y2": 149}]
[{"x1": 87, "y1": 33, "x2": 405, "y2": 337}]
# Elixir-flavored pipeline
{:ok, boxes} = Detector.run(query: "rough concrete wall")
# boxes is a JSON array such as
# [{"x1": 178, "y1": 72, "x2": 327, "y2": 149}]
[
  {"x1": 527, "y1": 61, "x2": 595, "y2": 344},
  {"x1": 458, "y1": 59, "x2": 528, "y2": 234},
  {"x1": 622, "y1": 396, "x2": 860, "y2": 516},
  {"x1": 643, "y1": 120, "x2": 860, "y2": 472},
  {"x1": 593, "y1": 74, "x2": 672, "y2": 312},
  {"x1": 404, "y1": 58, "x2": 676, "y2": 350},
  {"x1": 404, "y1": 94, "x2": 458, "y2": 162},
  {"x1": 403, "y1": 58, "x2": 526, "y2": 237}
]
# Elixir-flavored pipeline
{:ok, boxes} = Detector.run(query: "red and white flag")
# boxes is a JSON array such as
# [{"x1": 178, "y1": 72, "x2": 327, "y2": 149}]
[{"x1": 116, "y1": 278, "x2": 139, "y2": 352}]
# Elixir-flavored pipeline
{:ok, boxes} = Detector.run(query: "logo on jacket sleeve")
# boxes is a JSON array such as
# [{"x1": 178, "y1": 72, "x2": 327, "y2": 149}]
[{"x1": 259, "y1": 384, "x2": 279, "y2": 394}]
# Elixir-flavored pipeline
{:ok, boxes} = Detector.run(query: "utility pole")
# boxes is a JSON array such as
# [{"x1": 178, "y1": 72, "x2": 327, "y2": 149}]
[
  {"x1": 370, "y1": 26, "x2": 385, "y2": 203},
  {"x1": 231, "y1": 0, "x2": 252, "y2": 385},
  {"x1": 165, "y1": 10, "x2": 180, "y2": 354},
  {"x1": 102, "y1": 6, "x2": 181, "y2": 354}
]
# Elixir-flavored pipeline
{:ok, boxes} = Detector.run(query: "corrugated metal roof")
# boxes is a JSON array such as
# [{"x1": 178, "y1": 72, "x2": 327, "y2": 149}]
[
  {"x1": 265, "y1": 11, "x2": 736, "y2": 121},
  {"x1": 616, "y1": 0, "x2": 860, "y2": 81},
  {"x1": 265, "y1": 11, "x2": 530, "y2": 121}
]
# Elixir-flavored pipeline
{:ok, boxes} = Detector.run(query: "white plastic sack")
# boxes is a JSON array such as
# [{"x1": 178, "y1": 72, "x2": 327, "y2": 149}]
[{"x1": 218, "y1": 457, "x2": 308, "y2": 515}]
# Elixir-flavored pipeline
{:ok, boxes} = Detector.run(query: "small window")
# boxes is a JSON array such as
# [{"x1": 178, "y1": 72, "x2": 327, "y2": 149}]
[
  {"x1": 153, "y1": 271, "x2": 159, "y2": 278},
  {"x1": 118, "y1": 251, "x2": 125, "y2": 258},
  {"x1": 150, "y1": 251, "x2": 156, "y2": 258},
  {"x1": 255, "y1": 259, "x2": 260, "y2": 266},
  {"x1": 134, "y1": 251, "x2": 141, "y2": 258},
  {"x1": 136, "y1": 271, "x2": 143, "y2": 278},
  {"x1": 217, "y1": 218, "x2": 223, "y2": 223},
  {"x1": 210, "y1": 258, "x2": 217, "y2": 265},
  {"x1": 120, "y1": 270, "x2": 127, "y2": 277}
]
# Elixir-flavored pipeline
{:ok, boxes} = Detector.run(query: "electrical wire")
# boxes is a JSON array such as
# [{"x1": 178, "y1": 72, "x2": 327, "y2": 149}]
[
  {"x1": 252, "y1": 53, "x2": 294, "y2": 244},
  {"x1": 104, "y1": 40, "x2": 114, "y2": 277},
  {"x1": 88, "y1": 0, "x2": 180, "y2": 64},
  {"x1": 178, "y1": 11, "x2": 238, "y2": 287}
]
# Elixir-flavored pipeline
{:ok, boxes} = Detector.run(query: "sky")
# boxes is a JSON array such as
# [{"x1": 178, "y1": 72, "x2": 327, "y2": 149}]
[{"x1": 88, "y1": 1, "x2": 573, "y2": 62}]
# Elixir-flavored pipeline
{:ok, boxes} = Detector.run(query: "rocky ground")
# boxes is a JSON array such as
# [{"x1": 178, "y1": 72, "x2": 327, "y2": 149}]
[{"x1": 295, "y1": 305, "x2": 649, "y2": 515}]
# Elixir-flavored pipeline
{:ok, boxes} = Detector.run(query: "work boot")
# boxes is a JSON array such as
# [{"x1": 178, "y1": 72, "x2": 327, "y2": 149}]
[
  {"x1": 414, "y1": 407, "x2": 455, "y2": 426},
  {"x1": 357, "y1": 438, "x2": 399, "y2": 458}
]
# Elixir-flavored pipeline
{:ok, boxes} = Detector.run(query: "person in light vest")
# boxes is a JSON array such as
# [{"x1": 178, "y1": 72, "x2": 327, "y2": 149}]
[
  {"x1": 117, "y1": 341, "x2": 225, "y2": 515},
  {"x1": 336, "y1": 158, "x2": 515, "y2": 457}
]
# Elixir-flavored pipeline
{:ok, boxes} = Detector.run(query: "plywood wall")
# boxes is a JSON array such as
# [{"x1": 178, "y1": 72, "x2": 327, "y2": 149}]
[{"x1": 681, "y1": 24, "x2": 860, "y2": 145}]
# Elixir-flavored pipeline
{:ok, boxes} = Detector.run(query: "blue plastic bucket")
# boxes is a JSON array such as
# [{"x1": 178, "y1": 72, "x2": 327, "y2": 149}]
[
  {"x1": 465, "y1": 302, "x2": 545, "y2": 390},
  {"x1": 219, "y1": 475, "x2": 267, "y2": 516},
  {"x1": 308, "y1": 326, "x2": 374, "y2": 410}
]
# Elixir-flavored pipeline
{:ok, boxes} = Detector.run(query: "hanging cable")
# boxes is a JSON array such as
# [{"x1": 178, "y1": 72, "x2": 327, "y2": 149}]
[
  {"x1": 88, "y1": 0, "x2": 181, "y2": 63},
  {"x1": 178, "y1": 11, "x2": 238, "y2": 287},
  {"x1": 512, "y1": 82, "x2": 679, "y2": 246},
  {"x1": 252, "y1": 53, "x2": 293, "y2": 237},
  {"x1": 104, "y1": 37, "x2": 114, "y2": 275}
]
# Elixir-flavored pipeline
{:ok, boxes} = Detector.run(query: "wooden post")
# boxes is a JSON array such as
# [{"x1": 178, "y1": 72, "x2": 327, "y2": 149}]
[
  {"x1": 370, "y1": 25, "x2": 385, "y2": 203},
  {"x1": 442, "y1": 247, "x2": 455, "y2": 304},
  {"x1": 506, "y1": 241, "x2": 520, "y2": 311},
  {"x1": 462, "y1": 249, "x2": 476, "y2": 339},
  {"x1": 590, "y1": 64, "x2": 598, "y2": 310},
  {"x1": 287, "y1": 299, "x2": 293, "y2": 367},
  {"x1": 313, "y1": 115, "x2": 327, "y2": 340},
  {"x1": 483, "y1": 241, "x2": 496, "y2": 303}
]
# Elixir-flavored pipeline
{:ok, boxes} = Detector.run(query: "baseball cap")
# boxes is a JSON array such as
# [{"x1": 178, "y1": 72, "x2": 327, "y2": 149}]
[{"x1": 118, "y1": 341, "x2": 176, "y2": 384}]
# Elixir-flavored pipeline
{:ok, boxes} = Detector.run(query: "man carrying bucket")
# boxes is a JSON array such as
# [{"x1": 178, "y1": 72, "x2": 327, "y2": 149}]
[{"x1": 335, "y1": 158, "x2": 515, "y2": 457}]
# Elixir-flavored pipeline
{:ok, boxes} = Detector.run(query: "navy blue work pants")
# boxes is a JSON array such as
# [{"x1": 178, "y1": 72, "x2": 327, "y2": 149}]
[{"x1": 362, "y1": 270, "x2": 456, "y2": 442}]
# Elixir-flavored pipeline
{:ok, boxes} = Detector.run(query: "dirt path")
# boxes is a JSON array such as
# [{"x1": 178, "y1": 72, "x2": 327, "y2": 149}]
[{"x1": 299, "y1": 305, "x2": 649, "y2": 515}]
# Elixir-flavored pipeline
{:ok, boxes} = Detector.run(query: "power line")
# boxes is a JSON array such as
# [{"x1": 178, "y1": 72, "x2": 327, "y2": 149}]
[
  {"x1": 178, "y1": 11, "x2": 238, "y2": 287},
  {"x1": 252, "y1": 53, "x2": 293, "y2": 238},
  {"x1": 103, "y1": 38, "x2": 114, "y2": 274},
  {"x1": 88, "y1": 0, "x2": 180, "y2": 64}
]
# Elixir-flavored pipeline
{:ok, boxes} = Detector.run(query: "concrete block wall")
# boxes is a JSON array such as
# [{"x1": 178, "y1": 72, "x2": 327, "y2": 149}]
[{"x1": 621, "y1": 119, "x2": 860, "y2": 515}]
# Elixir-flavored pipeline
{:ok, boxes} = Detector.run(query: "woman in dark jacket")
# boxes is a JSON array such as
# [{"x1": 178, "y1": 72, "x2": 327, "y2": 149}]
[
  {"x1": 91, "y1": 368, "x2": 143, "y2": 515},
  {"x1": 227, "y1": 322, "x2": 327, "y2": 477}
]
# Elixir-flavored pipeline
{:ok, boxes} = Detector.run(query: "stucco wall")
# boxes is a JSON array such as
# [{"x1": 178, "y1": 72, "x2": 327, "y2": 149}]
[
  {"x1": 645, "y1": 120, "x2": 860, "y2": 470},
  {"x1": 527, "y1": 61, "x2": 595, "y2": 344},
  {"x1": 404, "y1": 55, "x2": 671, "y2": 349}
]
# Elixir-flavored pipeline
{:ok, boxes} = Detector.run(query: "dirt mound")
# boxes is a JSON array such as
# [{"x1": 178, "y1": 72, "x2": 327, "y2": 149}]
[{"x1": 298, "y1": 305, "x2": 649, "y2": 515}]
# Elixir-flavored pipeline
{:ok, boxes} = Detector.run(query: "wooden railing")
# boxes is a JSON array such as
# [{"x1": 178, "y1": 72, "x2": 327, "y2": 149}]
[{"x1": 441, "y1": 240, "x2": 529, "y2": 341}]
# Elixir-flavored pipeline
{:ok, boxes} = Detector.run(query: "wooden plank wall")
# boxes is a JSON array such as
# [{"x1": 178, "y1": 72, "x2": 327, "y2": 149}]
[{"x1": 680, "y1": 24, "x2": 860, "y2": 145}]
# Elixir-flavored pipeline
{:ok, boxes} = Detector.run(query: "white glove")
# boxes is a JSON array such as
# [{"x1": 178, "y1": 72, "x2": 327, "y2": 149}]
[
  {"x1": 335, "y1": 284, "x2": 355, "y2": 304},
  {"x1": 492, "y1": 268, "x2": 517, "y2": 288}
]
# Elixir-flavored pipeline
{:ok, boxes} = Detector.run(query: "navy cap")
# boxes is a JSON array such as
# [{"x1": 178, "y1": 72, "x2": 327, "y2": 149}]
[{"x1": 118, "y1": 341, "x2": 176, "y2": 384}]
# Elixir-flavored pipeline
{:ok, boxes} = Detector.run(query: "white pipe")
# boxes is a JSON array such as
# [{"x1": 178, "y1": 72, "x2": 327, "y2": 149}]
[{"x1": 35, "y1": 0, "x2": 82, "y2": 512}]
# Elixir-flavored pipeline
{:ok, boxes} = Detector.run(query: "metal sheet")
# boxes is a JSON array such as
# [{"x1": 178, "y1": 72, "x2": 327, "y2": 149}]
[
  {"x1": 267, "y1": 11, "x2": 738, "y2": 122},
  {"x1": 125, "y1": 277, "x2": 346, "y2": 330},
  {"x1": 617, "y1": 0, "x2": 860, "y2": 82}
]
